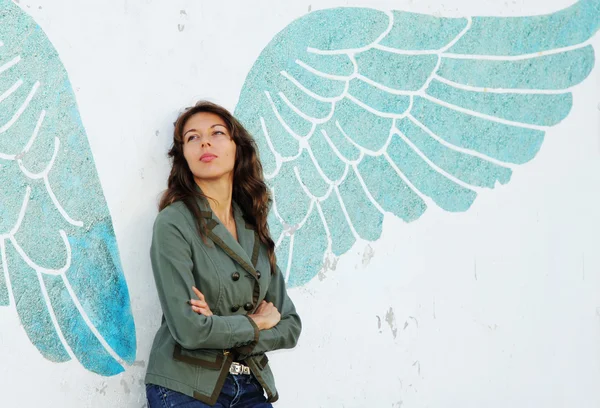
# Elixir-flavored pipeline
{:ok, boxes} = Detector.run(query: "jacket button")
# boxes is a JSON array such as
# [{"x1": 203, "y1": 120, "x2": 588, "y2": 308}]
[
  {"x1": 231, "y1": 305, "x2": 240, "y2": 313},
  {"x1": 231, "y1": 272, "x2": 240, "y2": 281},
  {"x1": 256, "y1": 271, "x2": 261, "y2": 279},
  {"x1": 244, "y1": 302, "x2": 254, "y2": 311}
]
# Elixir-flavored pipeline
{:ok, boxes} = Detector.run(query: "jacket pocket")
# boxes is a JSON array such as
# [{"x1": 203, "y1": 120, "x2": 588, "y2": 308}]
[{"x1": 173, "y1": 344, "x2": 224, "y2": 370}]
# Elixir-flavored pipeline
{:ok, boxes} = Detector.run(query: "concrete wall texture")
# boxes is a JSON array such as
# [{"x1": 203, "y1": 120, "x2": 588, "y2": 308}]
[{"x1": 0, "y1": 0, "x2": 599, "y2": 406}]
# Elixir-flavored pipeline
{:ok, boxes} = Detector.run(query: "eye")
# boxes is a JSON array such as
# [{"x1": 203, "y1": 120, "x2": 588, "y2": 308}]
[
  {"x1": 187, "y1": 134, "x2": 198, "y2": 142},
  {"x1": 214, "y1": 130, "x2": 225, "y2": 135}
]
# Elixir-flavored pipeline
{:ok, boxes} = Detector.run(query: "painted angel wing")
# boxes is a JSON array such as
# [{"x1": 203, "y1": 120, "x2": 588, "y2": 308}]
[
  {"x1": 234, "y1": 1, "x2": 600, "y2": 287},
  {"x1": 0, "y1": 1, "x2": 135, "y2": 375}
]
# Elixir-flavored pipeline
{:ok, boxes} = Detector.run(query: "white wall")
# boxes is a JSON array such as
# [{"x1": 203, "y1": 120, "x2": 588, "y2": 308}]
[{"x1": 1, "y1": 0, "x2": 599, "y2": 407}]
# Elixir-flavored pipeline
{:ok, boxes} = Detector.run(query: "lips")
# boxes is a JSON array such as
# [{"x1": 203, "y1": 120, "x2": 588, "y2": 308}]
[{"x1": 199, "y1": 153, "x2": 217, "y2": 163}]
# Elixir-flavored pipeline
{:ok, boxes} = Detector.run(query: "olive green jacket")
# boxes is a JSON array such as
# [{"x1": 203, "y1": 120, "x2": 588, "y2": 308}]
[{"x1": 145, "y1": 199, "x2": 302, "y2": 405}]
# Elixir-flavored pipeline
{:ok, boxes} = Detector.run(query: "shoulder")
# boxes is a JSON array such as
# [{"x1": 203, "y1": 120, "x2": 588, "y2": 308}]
[{"x1": 153, "y1": 201, "x2": 194, "y2": 232}]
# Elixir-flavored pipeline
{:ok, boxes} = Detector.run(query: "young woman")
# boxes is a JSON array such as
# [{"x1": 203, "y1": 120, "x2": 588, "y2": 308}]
[{"x1": 145, "y1": 101, "x2": 302, "y2": 407}]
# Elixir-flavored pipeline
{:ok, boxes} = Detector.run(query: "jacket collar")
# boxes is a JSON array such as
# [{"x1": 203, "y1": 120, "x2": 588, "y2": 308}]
[{"x1": 196, "y1": 196, "x2": 259, "y2": 277}]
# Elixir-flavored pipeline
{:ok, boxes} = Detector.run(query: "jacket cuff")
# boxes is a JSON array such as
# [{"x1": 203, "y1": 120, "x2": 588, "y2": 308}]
[
  {"x1": 231, "y1": 315, "x2": 260, "y2": 356},
  {"x1": 227, "y1": 315, "x2": 259, "y2": 348}
]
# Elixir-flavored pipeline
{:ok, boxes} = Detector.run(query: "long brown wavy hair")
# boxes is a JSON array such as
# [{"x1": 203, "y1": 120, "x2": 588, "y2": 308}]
[{"x1": 159, "y1": 101, "x2": 277, "y2": 274}]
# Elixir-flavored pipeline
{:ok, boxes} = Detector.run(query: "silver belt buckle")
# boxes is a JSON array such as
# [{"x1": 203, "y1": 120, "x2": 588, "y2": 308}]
[{"x1": 229, "y1": 362, "x2": 251, "y2": 375}]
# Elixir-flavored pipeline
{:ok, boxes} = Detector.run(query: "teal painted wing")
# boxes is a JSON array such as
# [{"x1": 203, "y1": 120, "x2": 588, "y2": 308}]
[
  {"x1": 0, "y1": 1, "x2": 136, "y2": 374},
  {"x1": 235, "y1": 1, "x2": 600, "y2": 287}
]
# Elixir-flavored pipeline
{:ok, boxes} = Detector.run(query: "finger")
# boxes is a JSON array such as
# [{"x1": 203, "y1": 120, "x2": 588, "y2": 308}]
[
  {"x1": 189, "y1": 299, "x2": 208, "y2": 308},
  {"x1": 192, "y1": 286, "x2": 205, "y2": 301},
  {"x1": 192, "y1": 306, "x2": 212, "y2": 316},
  {"x1": 192, "y1": 286, "x2": 205, "y2": 300}
]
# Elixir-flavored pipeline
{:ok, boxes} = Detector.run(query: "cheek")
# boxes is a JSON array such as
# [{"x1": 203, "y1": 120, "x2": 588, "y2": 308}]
[
  {"x1": 182, "y1": 144, "x2": 197, "y2": 168},
  {"x1": 224, "y1": 144, "x2": 237, "y2": 168}
]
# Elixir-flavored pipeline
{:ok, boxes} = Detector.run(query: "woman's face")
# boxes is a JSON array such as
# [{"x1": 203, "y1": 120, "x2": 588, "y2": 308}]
[{"x1": 182, "y1": 112, "x2": 237, "y2": 183}]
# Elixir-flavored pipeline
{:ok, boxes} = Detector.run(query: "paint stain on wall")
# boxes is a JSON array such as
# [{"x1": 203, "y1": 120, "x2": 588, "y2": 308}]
[
  {"x1": 412, "y1": 360, "x2": 421, "y2": 376},
  {"x1": 132, "y1": 360, "x2": 147, "y2": 368},
  {"x1": 362, "y1": 244, "x2": 375, "y2": 266},
  {"x1": 317, "y1": 253, "x2": 338, "y2": 281},
  {"x1": 178, "y1": 9, "x2": 187, "y2": 32},
  {"x1": 403, "y1": 316, "x2": 419, "y2": 331},
  {"x1": 120, "y1": 379, "x2": 131, "y2": 394},
  {"x1": 385, "y1": 307, "x2": 398, "y2": 339},
  {"x1": 96, "y1": 383, "x2": 108, "y2": 396},
  {"x1": 234, "y1": 1, "x2": 600, "y2": 287}
]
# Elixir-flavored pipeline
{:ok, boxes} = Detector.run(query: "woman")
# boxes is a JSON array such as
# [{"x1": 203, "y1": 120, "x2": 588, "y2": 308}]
[{"x1": 145, "y1": 101, "x2": 302, "y2": 407}]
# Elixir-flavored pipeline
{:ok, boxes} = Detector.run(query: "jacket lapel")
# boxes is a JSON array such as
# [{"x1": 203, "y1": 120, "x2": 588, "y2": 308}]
[
  {"x1": 233, "y1": 202, "x2": 260, "y2": 267},
  {"x1": 198, "y1": 198, "x2": 259, "y2": 278}
]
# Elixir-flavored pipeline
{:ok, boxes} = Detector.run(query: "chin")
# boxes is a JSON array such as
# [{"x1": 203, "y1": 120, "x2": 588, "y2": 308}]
[{"x1": 193, "y1": 170, "x2": 233, "y2": 182}]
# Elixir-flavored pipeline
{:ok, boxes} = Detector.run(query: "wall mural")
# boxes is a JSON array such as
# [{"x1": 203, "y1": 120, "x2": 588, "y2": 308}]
[
  {"x1": 1, "y1": 0, "x2": 598, "y2": 377},
  {"x1": 0, "y1": 0, "x2": 136, "y2": 375},
  {"x1": 234, "y1": 0, "x2": 600, "y2": 287}
]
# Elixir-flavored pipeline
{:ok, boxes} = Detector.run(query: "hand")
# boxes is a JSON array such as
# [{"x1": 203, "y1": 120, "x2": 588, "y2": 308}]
[
  {"x1": 189, "y1": 286, "x2": 213, "y2": 317},
  {"x1": 249, "y1": 300, "x2": 280, "y2": 330}
]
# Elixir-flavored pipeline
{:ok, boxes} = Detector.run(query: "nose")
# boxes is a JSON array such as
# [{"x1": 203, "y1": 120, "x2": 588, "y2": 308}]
[{"x1": 200, "y1": 140, "x2": 212, "y2": 148}]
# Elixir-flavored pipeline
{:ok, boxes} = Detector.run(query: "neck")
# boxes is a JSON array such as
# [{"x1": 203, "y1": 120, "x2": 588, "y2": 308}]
[{"x1": 195, "y1": 176, "x2": 234, "y2": 225}]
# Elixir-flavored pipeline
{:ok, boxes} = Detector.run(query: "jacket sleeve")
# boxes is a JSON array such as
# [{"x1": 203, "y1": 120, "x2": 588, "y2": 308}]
[
  {"x1": 150, "y1": 208, "x2": 259, "y2": 350},
  {"x1": 233, "y1": 263, "x2": 302, "y2": 359}
]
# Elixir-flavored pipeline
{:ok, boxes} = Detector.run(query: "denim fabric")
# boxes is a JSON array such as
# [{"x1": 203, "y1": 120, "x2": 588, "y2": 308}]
[{"x1": 146, "y1": 374, "x2": 272, "y2": 408}]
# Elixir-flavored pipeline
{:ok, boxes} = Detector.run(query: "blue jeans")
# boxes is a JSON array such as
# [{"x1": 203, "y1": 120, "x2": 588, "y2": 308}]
[{"x1": 146, "y1": 374, "x2": 273, "y2": 407}]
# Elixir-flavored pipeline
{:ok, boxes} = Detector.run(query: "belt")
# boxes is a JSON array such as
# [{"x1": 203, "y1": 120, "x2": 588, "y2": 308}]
[{"x1": 229, "y1": 361, "x2": 251, "y2": 375}]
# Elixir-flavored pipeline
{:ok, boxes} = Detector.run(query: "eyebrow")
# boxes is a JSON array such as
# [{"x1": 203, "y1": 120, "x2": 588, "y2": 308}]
[{"x1": 183, "y1": 124, "x2": 227, "y2": 138}]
